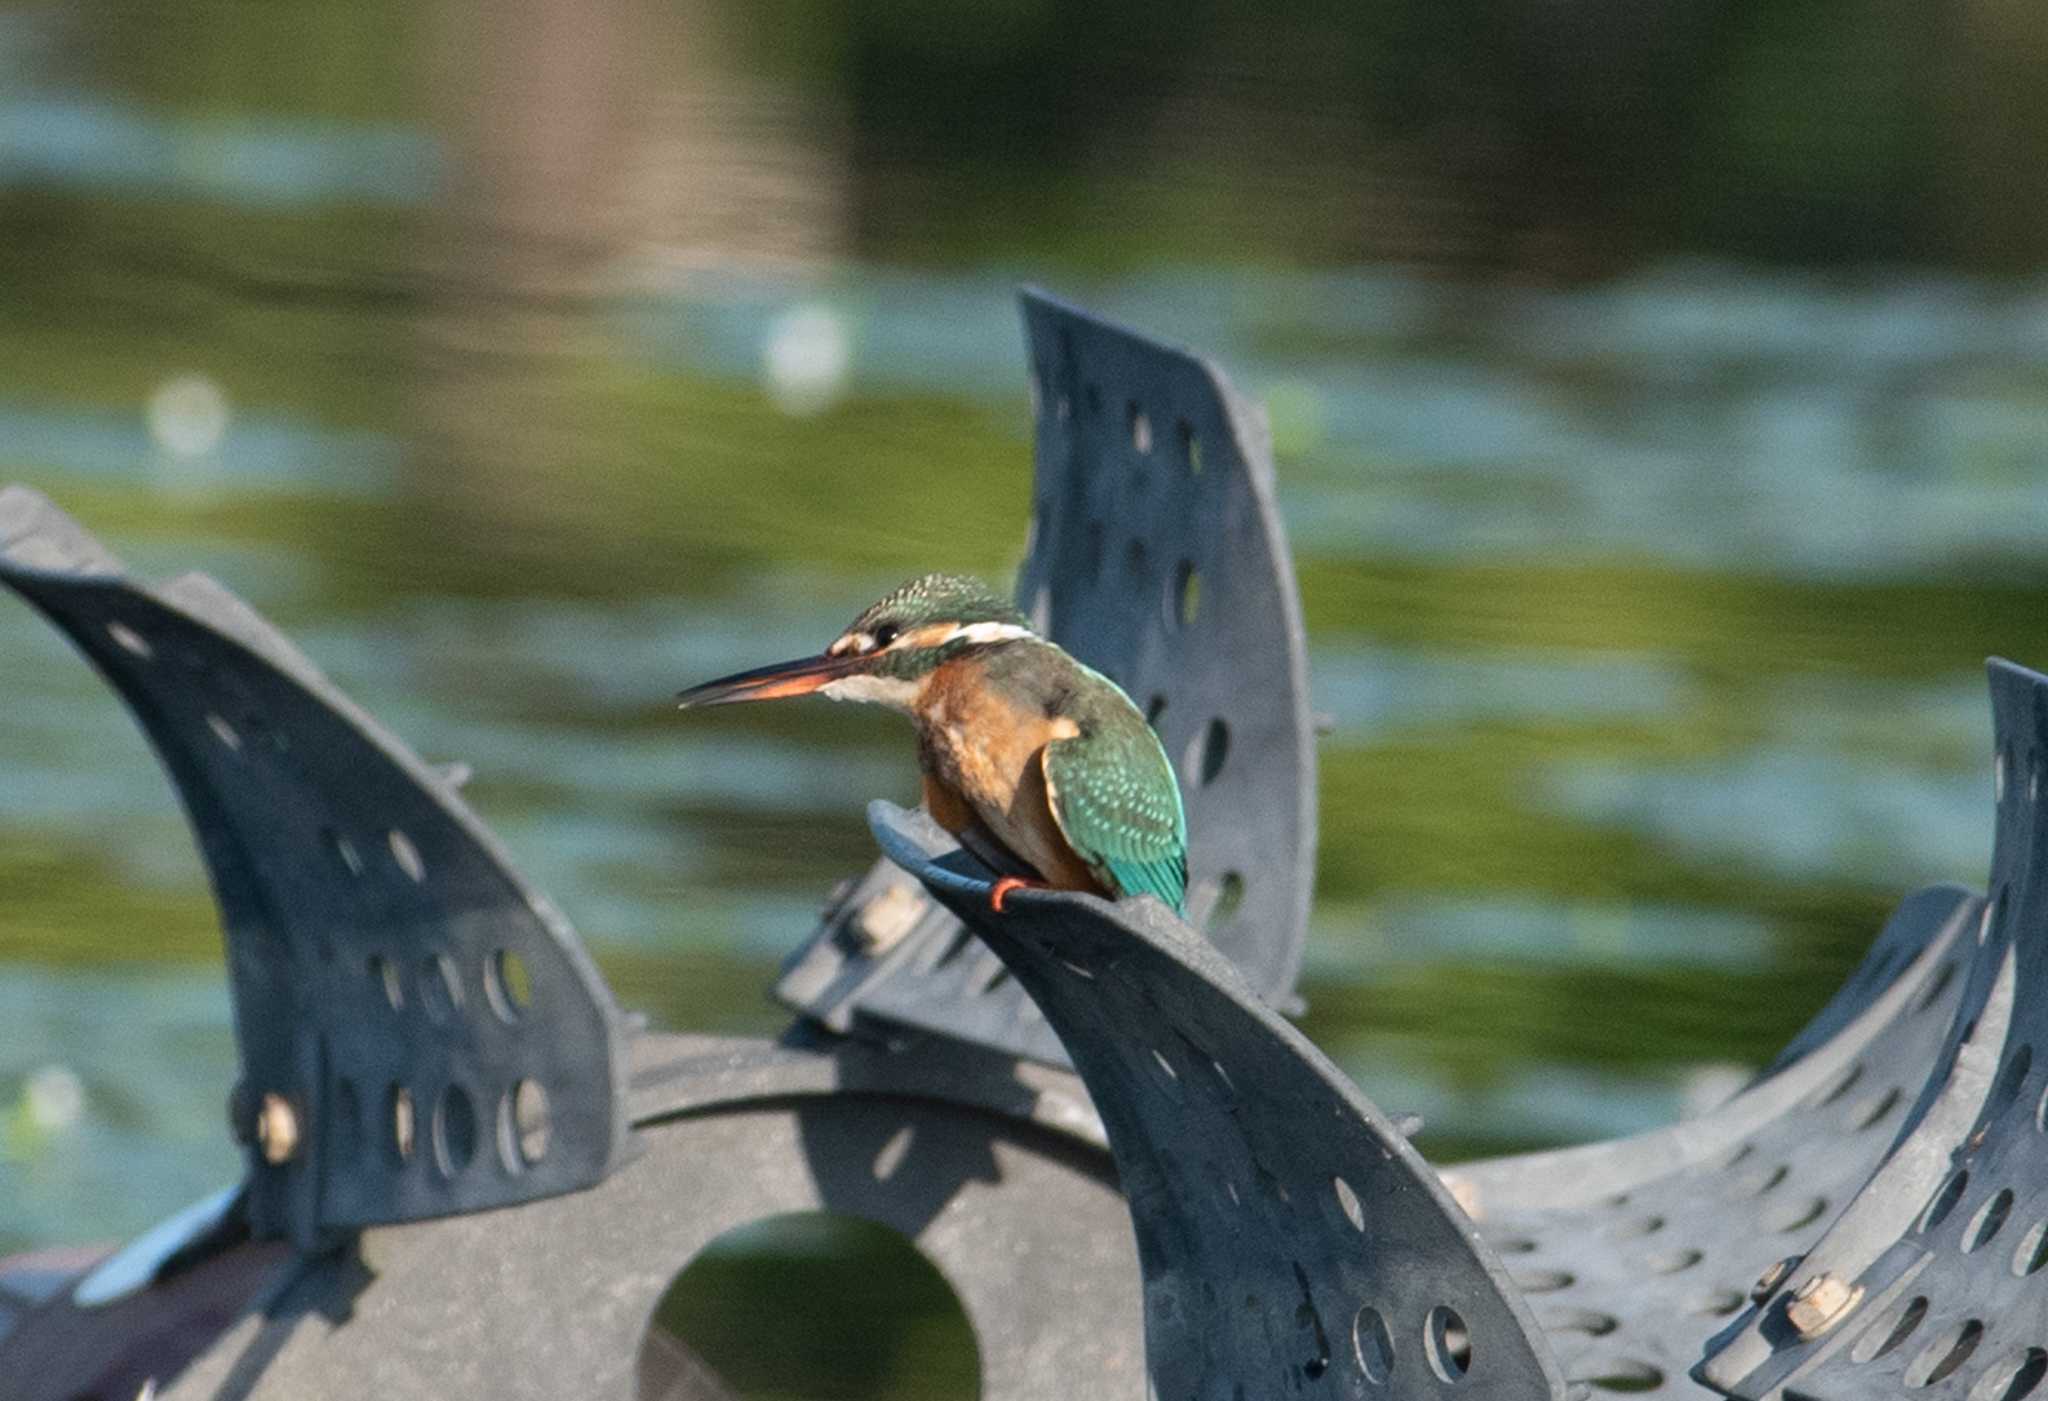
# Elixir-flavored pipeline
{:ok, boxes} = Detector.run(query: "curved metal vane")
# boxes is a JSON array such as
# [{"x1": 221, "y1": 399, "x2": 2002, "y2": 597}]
[
  {"x1": 869, "y1": 800, "x2": 1565, "y2": 1400},
  {"x1": 0, "y1": 486, "x2": 632, "y2": 1247},
  {"x1": 779, "y1": 288, "x2": 1318, "y2": 1067}
]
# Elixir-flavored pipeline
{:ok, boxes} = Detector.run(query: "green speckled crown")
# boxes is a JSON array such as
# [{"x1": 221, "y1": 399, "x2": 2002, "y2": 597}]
[{"x1": 849, "y1": 573, "x2": 1029, "y2": 638}]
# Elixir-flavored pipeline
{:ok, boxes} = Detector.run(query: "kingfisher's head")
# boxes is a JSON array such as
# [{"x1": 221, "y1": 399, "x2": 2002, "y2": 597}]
[{"x1": 676, "y1": 573, "x2": 1034, "y2": 714}]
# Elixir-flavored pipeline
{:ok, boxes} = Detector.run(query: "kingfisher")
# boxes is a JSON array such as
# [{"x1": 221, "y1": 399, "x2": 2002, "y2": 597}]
[{"x1": 677, "y1": 573, "x2": 1187, "y2": 913}]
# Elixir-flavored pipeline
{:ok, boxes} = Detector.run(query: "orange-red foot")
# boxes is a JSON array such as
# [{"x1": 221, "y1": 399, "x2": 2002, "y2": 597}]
[{"x1": 989, "y1": 877, "x2": 1040, "y2": 913}]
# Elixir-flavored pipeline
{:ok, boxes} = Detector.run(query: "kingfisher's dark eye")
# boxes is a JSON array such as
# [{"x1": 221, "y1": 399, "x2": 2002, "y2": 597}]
[{"x1": 872, "y1": 623, "x2": 900, "y2": 649}]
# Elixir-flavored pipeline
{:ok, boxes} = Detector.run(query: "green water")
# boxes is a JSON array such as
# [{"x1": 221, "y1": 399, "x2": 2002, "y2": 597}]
[{"x1": 3, "y1": 2, "x2": 2048, "y2": 1394}]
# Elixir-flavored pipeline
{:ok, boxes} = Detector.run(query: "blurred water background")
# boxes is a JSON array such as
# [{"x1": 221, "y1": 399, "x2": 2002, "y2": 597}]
[{"x1": 3, "y1": 0, "x2": 2048, "y2": 1393}]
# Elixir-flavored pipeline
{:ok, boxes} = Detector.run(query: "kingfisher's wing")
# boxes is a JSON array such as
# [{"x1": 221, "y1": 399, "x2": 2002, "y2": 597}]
[{"x1": 1040, "y1": 720, "x2": 1189, "y2": 913}]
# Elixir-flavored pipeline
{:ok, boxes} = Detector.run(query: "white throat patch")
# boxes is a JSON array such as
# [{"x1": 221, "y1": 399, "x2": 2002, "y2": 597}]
[{"x1": 819, "y1": 672, "x2": 920, "y2": 714}]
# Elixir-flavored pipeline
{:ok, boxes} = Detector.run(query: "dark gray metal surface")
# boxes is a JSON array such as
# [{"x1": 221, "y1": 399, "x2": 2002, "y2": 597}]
[
  {"x1": 0, "y1": 486, "x2": 632, "y2": 1247},
  {"x1": 7, "y1": 288, "x2": 2046, "y2": 1401},
  {"x1": 779, "y1": 287, "x2": 1318, "y2": 1066},
  {"x1": 1450, "y1": 884, "x2": 1976, "y2": 1397},
  {"x1": 142, "y1": 1031, "x2": 1143, "y2": 1401},
  {"x1": 870, "y1": 800, "x2": 1567, "y2": 1401},
  {"x1": 1694, "y1": 659, "x2": 2048, "y2": 1401}
]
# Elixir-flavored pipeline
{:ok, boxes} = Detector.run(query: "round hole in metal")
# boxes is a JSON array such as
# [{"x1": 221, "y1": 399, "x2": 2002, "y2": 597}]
[
  {"x1": 640, "y1": 1212, "x2": 980, "y2": 1400},
  {"x1": 1186, "y1": 717, "x2": 1229, "y2": 787},
  {"x1": 1353, "y1": 1305, "x2": 1394, "y2": 1383},
  {"x1": 1916, "y1": 961, "x2": 1960, "y2": 1015},
  {"x1": 1967, "y1": 1189, "x2": 2017, "y2": 1252},
  {"x1": 1211, "y1": 872, "x2": 1245, "y2": 926},
  {"x1": 419, "y1": 954, "x2": 463, "y2": 1023},
  {"x1": 1691, "y1": 1290, "x2": 1746, "y2": 1317},
  {"x1": 1424, "y1": 1305, "x2": 1470, "y2": 1383},
  {"x1": 1127, "y1": 400, "x2": 1152, "y2": 455},
  {"x1": 1850, "y1": 1086, "x2": 1904, "y2": 1132},
  {"x1": 1511, "y1": 1270, "x2": 1573, "y2": 1294},
  {"x1": 502, "y1": 1078, "x2": 549, "y2": 1167},
  {"x1": 1972, "y1": 1347, "x2": 2048, "y2": 1401},
  {"x1": 388, "y1": 1083, "x2": 415, "y2": 1164},
  {"x1": 1729, "y1": 1162, "x2": 1790, "y2": 1198},
  {"x1": 1647, "y1": 1248, "x2": 1703, "y2": 1275},
  {"x1": 1905, "y1": 1319, "x2": 1984, "y2": 1388},
  {"x1": 1171, "y1": 559, "x2": 1201, "y2": 630},
  {"x1": 1178, "y1": 417, "x2": 1202, "y2": 476},
  {"x1": 484, "y1": 948, "x2": 532, "y2": 1023},
  {"x1": 1547, "y1": 1309, "x2": 1618, "y2": 1338},
  {"x1": 433, "y1": 1084, "x2": 477, "y2": 1178},
  {"x1": 1924, "y1": 1170, "x2": 1971, "y2": 1233},
  {"x1": 1145, "y1": 693, "x2": 1168, "y2": 728},
  {"x1": 1982, "y1": 888, "x2": 2006, "y2": 945},
  {"x1": 105, "y1": 620, "x2": 154, "y2": 659},
  {"x1": 387, "y1": 828, "x2": 426, "y2": 883},
  {"x1": 1769, "y1": 1197, "x2": 1829, "y2": 1234},
  {"x1": 369, "y1": 955, "x2": 403, "y2": 1011},
  {"x1": 324, "y1": 828, "x2": 364, "y2": 878},
  {"x1": 2012, "y1": 1219, "x2": 2048, "y2": 1276},
  {"x1": 1607, "y1": 1214, "x2": 1665, "y2": 1240},
  {"x1": 1808, "y1": 1061, "x2": 1864, "y2": 1109},
  {"x1": 1334, "y1": 1175, "x2": 1364, "y2": 1232},
  {"x1": 1577, "y1": 1360, "x2": 1662, "y2": 1393},
  {"x1": 1854, "y1": 1296, "x2": 1929, "y2": 1363}
]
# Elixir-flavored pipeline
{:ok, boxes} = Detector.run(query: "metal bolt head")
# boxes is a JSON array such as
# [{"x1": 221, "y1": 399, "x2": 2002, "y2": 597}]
[
  {"x1": 255, "y1": 1092, "x2": 299, "y2": 1165},
  {"x1": 1785, "y1": 1274, "x2": 1863, "y2": 1339},
  {"x1": 1751, "y1": 1256, "x2": 1796, "y2": 1303}
]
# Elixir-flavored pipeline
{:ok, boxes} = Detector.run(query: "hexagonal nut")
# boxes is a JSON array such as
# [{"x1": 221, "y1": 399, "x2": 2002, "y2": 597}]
[{"x1": 1785, "y1": 1273, "x2": 1863, "y2": 1338}]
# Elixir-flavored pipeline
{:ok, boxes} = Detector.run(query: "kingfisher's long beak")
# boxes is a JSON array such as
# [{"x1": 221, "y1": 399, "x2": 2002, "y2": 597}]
[{"x1": 676, "y1": 652, "x2": 865, "y2": 708}]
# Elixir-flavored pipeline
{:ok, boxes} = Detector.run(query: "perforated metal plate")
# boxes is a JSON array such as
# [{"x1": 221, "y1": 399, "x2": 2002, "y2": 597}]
[
  {"x1": 870, "y1": 801, "x2": 1567, "y2": 1401},
  {"x1": 1695, "y1": 659, "x2": 2048, "y2": 1401},
  {"x1": 0, "y1": 486, "x2": 632, "y2": 1247},
  {"x1": 1447, "y1": 884, "x2": 1976, "y2": 1396},
  {"x1": 79, "y1": 1032, "x2": 1144, "y2": 1401},
  {"x1": 778, "y1": 288, "x2": 1318, "y2": 1066}
]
